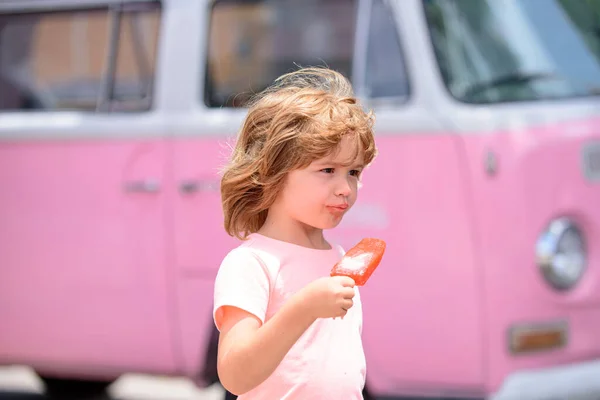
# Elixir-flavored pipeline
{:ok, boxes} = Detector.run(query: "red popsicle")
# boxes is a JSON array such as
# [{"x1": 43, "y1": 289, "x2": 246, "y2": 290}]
[{"x1": 330, "y1": 238, "x2": 386, "y2": 286}]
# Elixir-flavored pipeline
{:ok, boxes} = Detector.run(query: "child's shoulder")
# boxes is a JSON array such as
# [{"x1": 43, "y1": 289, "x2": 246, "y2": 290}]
[{"x1": 220, "y1": 235, "x2": 281, "y2": 271}]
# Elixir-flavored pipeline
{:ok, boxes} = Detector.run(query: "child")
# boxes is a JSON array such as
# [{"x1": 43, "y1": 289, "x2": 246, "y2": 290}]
[{"x1": 213, "y1": 66, "x2": 377, "y2": 399}]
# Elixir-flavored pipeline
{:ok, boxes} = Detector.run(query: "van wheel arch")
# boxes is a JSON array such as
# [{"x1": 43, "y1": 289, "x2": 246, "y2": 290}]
[{"x1": 38, "y1": 375, "x2": 114, "y2": 399}]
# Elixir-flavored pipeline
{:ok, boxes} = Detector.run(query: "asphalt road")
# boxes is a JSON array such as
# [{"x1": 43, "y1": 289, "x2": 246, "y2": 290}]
[{"x1": 0, "y1": 366, "x2": 225, "y2": 400}]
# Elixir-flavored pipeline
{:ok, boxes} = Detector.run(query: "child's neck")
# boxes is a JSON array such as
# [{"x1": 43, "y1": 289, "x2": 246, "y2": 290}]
[{"x1": 258, "y1": 220, "x2": 330, "y2": 250}]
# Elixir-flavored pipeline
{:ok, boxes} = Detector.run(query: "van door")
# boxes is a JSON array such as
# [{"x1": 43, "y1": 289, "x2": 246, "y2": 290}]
[
  {"x1": 0, "y1": 1, "x2": 177, "y2": 375},
  {"x1": 422, "y1": 0, "x2": 600, "y2": 394}
]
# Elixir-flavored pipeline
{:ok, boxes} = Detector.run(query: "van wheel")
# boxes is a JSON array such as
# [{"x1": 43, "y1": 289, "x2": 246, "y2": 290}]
[
  {"x1": 40, "y1": 376, "x2": 113, "y2": 399},
  {"x1": 224, "y1": 389, "x2": 237, "y2": 399},
  {"x1": 362, "y1": 384, "x2": 375, "y2": 400}
]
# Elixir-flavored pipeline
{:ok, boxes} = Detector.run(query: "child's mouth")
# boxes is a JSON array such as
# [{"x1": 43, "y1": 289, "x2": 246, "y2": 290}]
[{"x1": 327, "y1": 204, "x2": 348, "y2": 213}]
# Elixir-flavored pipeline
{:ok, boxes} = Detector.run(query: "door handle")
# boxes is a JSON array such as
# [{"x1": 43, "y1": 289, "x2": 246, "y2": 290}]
[
  {"x1": 179, "y1": 180, "x2": 218, "y2": 194},
  {"x1": 124, "y1": 179, "x2": 160, "y2": 193}
]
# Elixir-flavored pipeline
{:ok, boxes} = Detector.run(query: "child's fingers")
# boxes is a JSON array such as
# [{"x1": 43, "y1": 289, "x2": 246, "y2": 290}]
[
  {"x1": 332, "y1": 275, "x2": 355, "y2": 287},
  {"x1": 342, "y1": 287, "x2": 356, "y2": 299},
  {"x1": 342, "y1": 299, "x2": 354, "y2": 311}
]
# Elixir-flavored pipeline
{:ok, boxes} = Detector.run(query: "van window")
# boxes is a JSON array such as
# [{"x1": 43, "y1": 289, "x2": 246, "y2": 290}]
[
  {"x1": 365, "y1": 0, "x2": 409, "y2": 99},
  {"x1": 205, "y1": 0, "x2": 357, "y2": 108},
  {"x1": 0, "y1": 2, "x2": 160, "y2": 113},
  {"x1": 423, "y1": 0, "x2": 600, "y2": 104}
]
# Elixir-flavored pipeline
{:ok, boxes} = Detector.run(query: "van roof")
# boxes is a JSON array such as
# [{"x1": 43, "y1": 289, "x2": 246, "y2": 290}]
[{"x1": 0, "y1": 0, "x2": 168, "y2": 13}]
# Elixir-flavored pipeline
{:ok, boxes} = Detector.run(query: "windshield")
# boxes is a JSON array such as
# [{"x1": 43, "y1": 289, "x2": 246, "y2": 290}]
[{"x1": 422, "y1": 0, "x2": 600, "y2": 104}]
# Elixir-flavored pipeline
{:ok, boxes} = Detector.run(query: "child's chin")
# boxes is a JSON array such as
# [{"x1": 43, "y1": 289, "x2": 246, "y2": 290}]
[
  {"x1": 310, "y1": 215, "x2": 345, "y2": 230},
  {"x1": 324, "y1": 219, "x2": 344, "y2": 229}
]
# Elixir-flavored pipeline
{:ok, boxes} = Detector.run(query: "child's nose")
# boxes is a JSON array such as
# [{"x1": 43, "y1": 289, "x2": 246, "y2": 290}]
[{"x1": 335, "y1": 178, "x2": 352, "y2": 197}]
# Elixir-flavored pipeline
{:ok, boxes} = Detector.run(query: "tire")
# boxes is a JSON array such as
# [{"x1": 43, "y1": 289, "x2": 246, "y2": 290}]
[
  {"x1": 362, "y1": 384, "x2": 375, "y2": 400},
  {"x1": 40, "y1": 376, "x2": 113, "y2": 399},
  {"x1": 224, "y1": 389, "x2": 237, "y2": 400}
]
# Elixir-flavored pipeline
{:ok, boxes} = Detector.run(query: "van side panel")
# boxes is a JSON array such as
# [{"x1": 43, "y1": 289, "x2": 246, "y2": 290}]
[
  {"x1": 0, "y1": 138, "x2": 176, "y2": 378},
  {"x1": 168, "y1": 137, "x2": 240, "y2": 379},
  {"x1": 460, "y1": 116, "x2": 600, "y2": 394}
]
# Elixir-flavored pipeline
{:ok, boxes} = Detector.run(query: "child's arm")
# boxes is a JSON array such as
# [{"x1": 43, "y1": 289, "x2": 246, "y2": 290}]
[
  {"x1": 217, "y1": 275, "x2": 355, "y2": 395},
  {"x1": 217, "y1": 294, "x2": 314, "y2": 395}
]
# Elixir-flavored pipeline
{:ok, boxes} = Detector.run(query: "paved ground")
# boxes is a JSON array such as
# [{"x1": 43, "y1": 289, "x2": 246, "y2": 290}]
[{"x1": 0, "y1": 366, "x2": 225, "y2": 400}]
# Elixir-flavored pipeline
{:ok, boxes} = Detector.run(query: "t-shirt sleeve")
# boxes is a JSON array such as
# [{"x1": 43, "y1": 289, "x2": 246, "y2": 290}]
[{"x1": 213, "y1": 247, "x2": 271, "y2": 331}]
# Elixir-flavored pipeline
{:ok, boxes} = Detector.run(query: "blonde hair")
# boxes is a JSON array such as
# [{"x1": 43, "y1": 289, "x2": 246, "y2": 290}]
[{"x1": 220, "y1": 67, "x2": 377, "y2": 240}]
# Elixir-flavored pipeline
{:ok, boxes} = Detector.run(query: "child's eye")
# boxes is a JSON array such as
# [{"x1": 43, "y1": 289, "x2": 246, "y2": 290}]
[
  {"x1": 349, "y1": 169, "x2": 362, "y2": 177},
  {"x1": 321, "y1": 168, "x2": 335, "y2": 174}
]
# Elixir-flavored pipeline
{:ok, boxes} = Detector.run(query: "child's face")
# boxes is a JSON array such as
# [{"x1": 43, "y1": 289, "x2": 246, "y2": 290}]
[{"x1": 277, "y1": 135, "x2": 365, "y2": 230}]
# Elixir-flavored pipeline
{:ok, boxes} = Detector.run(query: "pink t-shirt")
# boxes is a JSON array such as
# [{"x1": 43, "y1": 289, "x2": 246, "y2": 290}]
[{"x1": 213, "y1": 233, "x2": 366, "y2": 399}]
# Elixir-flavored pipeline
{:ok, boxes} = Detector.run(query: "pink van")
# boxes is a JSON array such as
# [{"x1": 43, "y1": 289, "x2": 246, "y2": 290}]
[{"x1": 1, "y1": 0, "x2": 599, "y2": 399}]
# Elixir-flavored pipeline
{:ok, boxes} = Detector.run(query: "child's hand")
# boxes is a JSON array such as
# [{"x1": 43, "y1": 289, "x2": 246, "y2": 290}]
[{"x1": 302, "y1": 276, "x2": 356, "y2": 319}]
